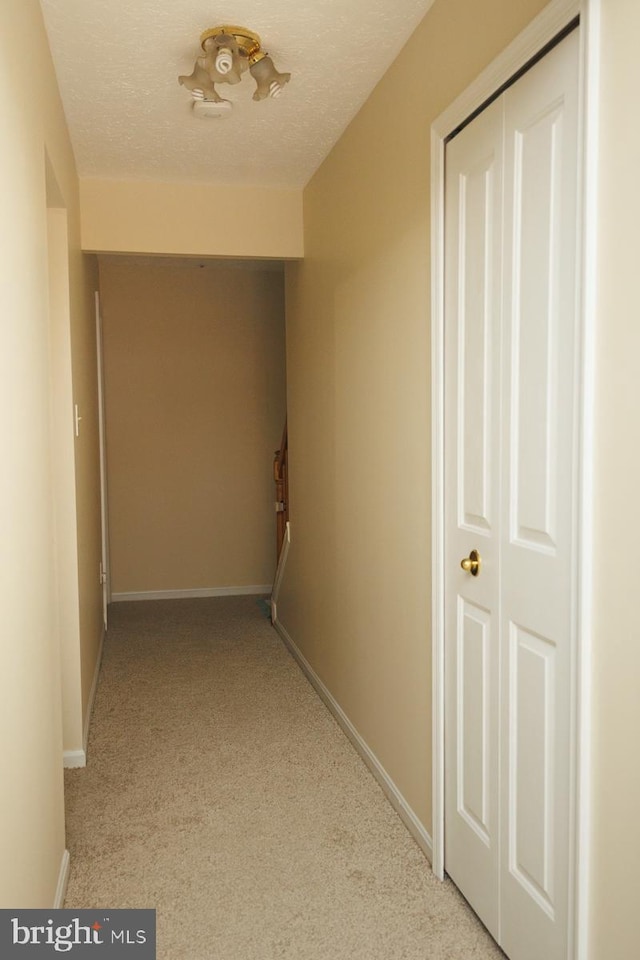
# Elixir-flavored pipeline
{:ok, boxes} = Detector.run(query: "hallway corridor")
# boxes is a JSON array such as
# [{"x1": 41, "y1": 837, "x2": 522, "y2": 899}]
[{"x1": 64, "y1": 597, "x2": 503, "y2": 959}]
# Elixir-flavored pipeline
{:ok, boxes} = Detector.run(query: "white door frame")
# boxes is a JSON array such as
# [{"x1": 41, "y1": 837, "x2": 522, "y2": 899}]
[
  {"x1": 95, "y1": 290, "x2": 111, "y2": 625},
  {"x1": 430, "y1": 1, "x2": 599, "y2": 957}
]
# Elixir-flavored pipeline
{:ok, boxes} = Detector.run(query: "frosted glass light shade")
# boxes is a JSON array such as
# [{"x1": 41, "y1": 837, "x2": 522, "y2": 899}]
[
  {"x1": 250, "y1": 56, "x2": 291, "y2": 101},
  {"x1": 202, "y1": 34, "x2": 245, "y2": 85},
  {"x1": 178, "y1": 57, "x2": 219, "y2": 101}
]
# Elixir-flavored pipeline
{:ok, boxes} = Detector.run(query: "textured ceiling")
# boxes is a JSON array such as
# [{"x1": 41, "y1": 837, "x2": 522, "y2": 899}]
[{"x1": 39, "y1": 0, "x2": 435, "y2": 189}]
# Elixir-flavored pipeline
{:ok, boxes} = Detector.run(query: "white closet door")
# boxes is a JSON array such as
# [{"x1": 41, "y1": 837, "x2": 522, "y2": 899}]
[
  {"x1": 443, "y1": 95, "x2": 503, "y2": 940},
  {"x1": 444, "y1": 29, "x2": 579, "y2": 960},
  {"x1": 499, "y1": 30, "x2": 579, "y2": 960}
]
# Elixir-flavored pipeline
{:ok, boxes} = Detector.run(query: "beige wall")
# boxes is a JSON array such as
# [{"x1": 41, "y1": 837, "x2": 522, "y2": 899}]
[
  {"x1": 99, "y1": 258, "x2": 286, "y2": 594},
  {"x1": 42, "y1": 48, "x2": 102, "y2": 750},
  {"x1": 279, "y1": 0, "x2": 548, "y2": 838},
  {"x1": 47, "y1": 205, "x2": 83, "y2": 753},
  {"x1": 589, "y1": 0, "x2": 640, "y2": 955},
  {"x1": 0, "y1": 0, "x2": 102, "y2": 904},
  {"x1": 81, "y1": 179, "x2": 303, "y2": 260},
  {"x1": 281, "y1": 0, "x2": 640, "y2": 956}
]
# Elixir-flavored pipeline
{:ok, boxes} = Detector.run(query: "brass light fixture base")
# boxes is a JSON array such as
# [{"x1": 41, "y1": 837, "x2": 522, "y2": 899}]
[{"x1": 200, "y1": 25, "x2": 266, "y2": 64}]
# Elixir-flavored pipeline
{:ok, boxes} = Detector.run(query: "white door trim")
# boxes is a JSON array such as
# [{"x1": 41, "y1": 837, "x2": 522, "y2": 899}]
[
  {"x1": 95, "y1": 291, "x2": 111, "y2": 621},
  {"x1": 430, "y1": 2, "x2": 598, "y2": 958}
]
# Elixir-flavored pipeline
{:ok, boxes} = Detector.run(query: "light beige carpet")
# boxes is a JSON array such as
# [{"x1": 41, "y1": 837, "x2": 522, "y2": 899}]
[{"x1": 64, "y1": 596, "x2": 504, "y2": 960}]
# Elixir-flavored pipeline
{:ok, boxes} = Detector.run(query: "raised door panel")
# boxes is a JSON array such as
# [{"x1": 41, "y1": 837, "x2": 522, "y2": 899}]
[
  {"x1": 457, "y1": 152, "x2": 495, "y2": 535},
  {"x1": 508, "y1": 623, "x2": 556, "y2": 914},
  {"x1": 457, "y1": 599, "x2": 492, "y2": 844}
]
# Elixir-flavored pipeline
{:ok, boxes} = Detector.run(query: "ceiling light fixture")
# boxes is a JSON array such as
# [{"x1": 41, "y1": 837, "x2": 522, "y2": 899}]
[{"x1": 179, "y1": 25, "x2": 291, "y2": 118}]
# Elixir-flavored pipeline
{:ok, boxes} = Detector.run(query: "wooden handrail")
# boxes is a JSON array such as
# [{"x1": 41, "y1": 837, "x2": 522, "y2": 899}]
[{"x1": 274, "y1": 420, "x2": 288, "y2": 560}]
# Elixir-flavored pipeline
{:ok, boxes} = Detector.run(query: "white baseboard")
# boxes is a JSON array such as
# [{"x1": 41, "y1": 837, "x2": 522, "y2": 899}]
[
  {"x1": 83, "y1": 624, "x2": 106, "y2": 754},
  {"x1": 270, "y1": 523, "x2": 291, "y2": 622},
  {"x1": 273, "y1": 617, "x2": 433, "y2": 864},
  {"x1": 112, "y1": 585, "x2": 272, "y2": 602},
  {"x1": 54, "y1": 849, "x2": 70, "y2": 908},
  {"x1": 63, "y1": 625, "x2": 106, "y2": 769},
  {"x1": 63, "y1": 749, "x2": 86, "y2": 768}
]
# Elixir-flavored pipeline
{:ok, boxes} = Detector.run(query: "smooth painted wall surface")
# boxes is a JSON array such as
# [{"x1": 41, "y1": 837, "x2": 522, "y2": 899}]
[
  {"x1": 43, "y1": 68, "x2": 102, "y2": 749},
  {"x1": 278, "y1": 0, "x2": 549, "y2": 841},
  {"x1": 589, "y1": 0, "x2": 640, "y2": 955},
  {"x1": 47, "y1": 207, "x2": 83, "y2": 754},
  {"x1": 281, "y1": 0, "x2": 640, "y2": 956},
  {"x1": 81, "y1": 179, "x2": 303, "y2": 260},
  {"x1": 99, "y1": 258, "x2": 286, "y2": 594},
  {"x1": 0, "y1": 0, "x2": 101, "y2": 905}
]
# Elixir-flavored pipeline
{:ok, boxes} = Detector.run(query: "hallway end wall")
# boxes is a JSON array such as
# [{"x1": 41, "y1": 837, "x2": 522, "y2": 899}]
[{"x1": 99, "y1": 257, "x2": 286, "y2": 595}]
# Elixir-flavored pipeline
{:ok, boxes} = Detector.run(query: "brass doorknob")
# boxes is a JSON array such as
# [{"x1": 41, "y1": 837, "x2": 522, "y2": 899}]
[{"x1": 460, "y1": 549, "x2": 481, "y2": 576}]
